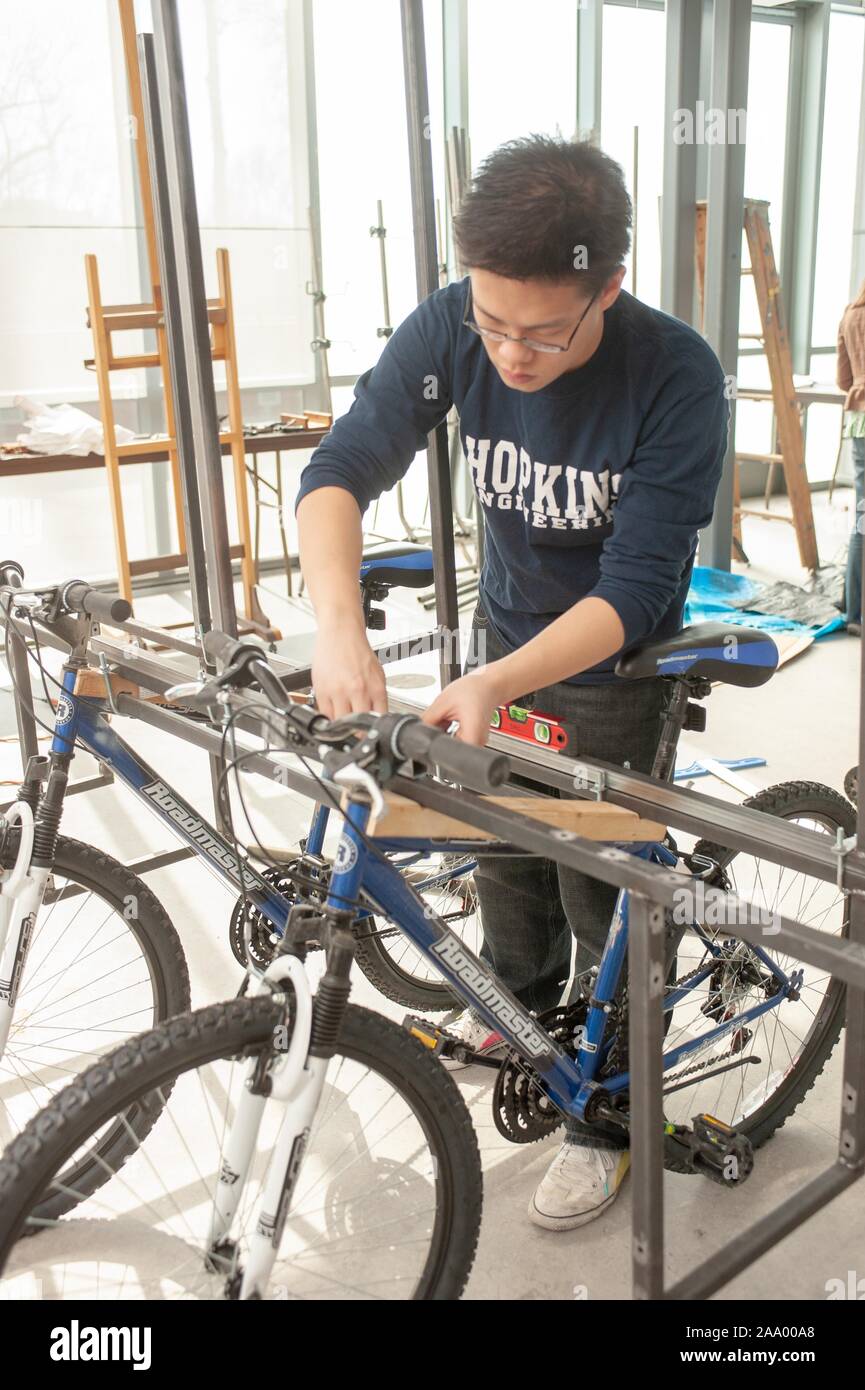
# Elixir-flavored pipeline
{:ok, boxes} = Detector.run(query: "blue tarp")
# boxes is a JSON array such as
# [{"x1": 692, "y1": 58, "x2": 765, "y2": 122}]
[{"x1": 684, "y1": 565, "x2": 845, "y2": 640}]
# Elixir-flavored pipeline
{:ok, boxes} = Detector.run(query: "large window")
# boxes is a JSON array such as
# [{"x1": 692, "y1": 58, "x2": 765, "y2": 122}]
[
  {"x1": 601, "y1": 2, "x2": 666, "y2": 308},
  {"x1": 467, "y1": 0, "x2": 578, "y2": 168}
]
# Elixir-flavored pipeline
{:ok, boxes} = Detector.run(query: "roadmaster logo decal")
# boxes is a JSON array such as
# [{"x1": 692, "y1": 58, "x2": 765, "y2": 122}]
[
  {"x1": 54, "y1": 694, "x2": 74, "y2": 726},
  {"x1": 141, "y1": 780, "x2": 240, "y2": 876},
  {"x1": 334, "y1": 838, "x2": 359, "y2": 874},
  {"x1": 464, "y1": 436, "x2": 622, "y2": 534},
  {"x1": 430, "y1": 936, "x2": 551, "y2": 1059}
]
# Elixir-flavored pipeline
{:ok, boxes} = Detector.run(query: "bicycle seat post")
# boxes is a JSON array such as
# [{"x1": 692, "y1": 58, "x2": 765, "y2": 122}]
[{"x1": 651, "y1": 676, "x2": 711, "y2": 783}]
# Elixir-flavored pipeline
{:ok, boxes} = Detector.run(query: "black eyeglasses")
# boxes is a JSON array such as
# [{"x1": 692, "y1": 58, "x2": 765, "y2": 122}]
[{"x1": 462, "y1": 282, "x2": 598, "y2": 354}]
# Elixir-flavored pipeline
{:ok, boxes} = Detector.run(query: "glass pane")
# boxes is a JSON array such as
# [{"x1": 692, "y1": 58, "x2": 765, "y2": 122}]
[
  {"x1": 812, "y1": 10, "x2": 865, "y2": 350},
  {"x1": 0, "y1": 0, "x2": 139, "y2": 404},
  {"x1": 467, "y1": 0, "x2": 577, "y2": 167},
  {"x1": 178, "y1": 0, "x2": 314, "y2": 392},
  {"x1": 743, "y1": 21, "x2": 790, "y2": 260},
  {"x1": 601, "y1": 4, "x2": 666, "y2": 307},
  {"x1": 313, "y1": 0, "x2": 445, "y2": 382}
]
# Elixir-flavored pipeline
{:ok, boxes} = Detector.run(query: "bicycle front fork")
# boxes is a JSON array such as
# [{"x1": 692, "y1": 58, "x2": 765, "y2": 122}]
[{"x1": 207, "y1": 919, "x2": 357, "y2": 1299}]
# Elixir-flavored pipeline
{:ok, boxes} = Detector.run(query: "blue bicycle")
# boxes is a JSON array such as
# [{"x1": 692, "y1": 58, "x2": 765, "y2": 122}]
[{"x1": 0, "y1": 617, "x2": 853, "y2": 1299}]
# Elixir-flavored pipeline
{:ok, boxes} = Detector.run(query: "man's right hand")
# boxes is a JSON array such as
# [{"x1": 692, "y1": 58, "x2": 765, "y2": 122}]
[{"x1": 311, "y1": 619, "x2": 389, "y2": 719}]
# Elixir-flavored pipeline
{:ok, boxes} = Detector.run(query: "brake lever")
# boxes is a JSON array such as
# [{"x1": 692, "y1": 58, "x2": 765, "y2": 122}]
[{"x1": 164, "y1": 679, "x2": 222, "y2": 710}]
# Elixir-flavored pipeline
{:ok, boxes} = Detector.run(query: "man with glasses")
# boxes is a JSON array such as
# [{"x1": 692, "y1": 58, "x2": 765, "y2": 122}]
[{"x1": 296, "y1": 136, "x2": 728, "y2": 1232}]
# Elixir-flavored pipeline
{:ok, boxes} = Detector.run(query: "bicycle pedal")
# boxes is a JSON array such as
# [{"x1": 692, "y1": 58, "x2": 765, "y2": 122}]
[
  {"x1": 664, "y1": 1112, "x2": 754, "y2": 1187},
  {"x1": 401, "y1": 1014, "x2": 487, "y2": 1065},
  {"x1": 402, "y1": 1014, "x2": 453, "y2": 1055}
]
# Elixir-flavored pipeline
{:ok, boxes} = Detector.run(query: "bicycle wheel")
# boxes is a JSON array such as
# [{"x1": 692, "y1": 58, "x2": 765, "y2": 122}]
[
  {"x1": 0, "y1": 833, "x2": 190, "y2": 1211},
  {"x1": 354, "y1": 854, "x2": 482, "y2": 1011},
  {"x1": 0, "y1": 999, "x2": 482, "y2": 1300},
  {"x1": 659, "y1": 780, "x2": 853, "y2": 1161}
]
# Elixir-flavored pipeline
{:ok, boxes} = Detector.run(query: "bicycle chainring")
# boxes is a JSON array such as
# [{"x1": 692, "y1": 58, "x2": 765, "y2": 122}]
[
  {"x1": 228, "y1": 861, "x2": 318, "y2": 970},
  {"x1": 492, "y1": 1000, "x2": 587, "y2": 1144}
]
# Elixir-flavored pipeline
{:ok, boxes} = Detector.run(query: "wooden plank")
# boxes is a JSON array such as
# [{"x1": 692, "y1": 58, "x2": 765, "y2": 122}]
[
  {"x1": 734, "y1": 451, "x2": 784, "y2": 464},
  {"x1": 73, "y1": 669, "x2": 140, "y2": 700},
  {"x1": 743, "y1": 201, "x2": 817, "y2": 570},
  {"x1": 364, "y1": 792, "x2": 667, "y2": 843},
  {"x1": 85, "y1": 254, "x2": 133, "y2": 602},
  {"x1": 118, "y1": 0, "x2": 161, "y2": 300}
]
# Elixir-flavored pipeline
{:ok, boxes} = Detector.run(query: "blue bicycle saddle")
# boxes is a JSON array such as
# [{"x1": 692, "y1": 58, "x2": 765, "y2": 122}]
[
  {"x1": 359, "y1": 545, "x2": 435, "y2": 590},
  {"x1": 616, "y1": 622, "x2": 778, "y2": 687}
]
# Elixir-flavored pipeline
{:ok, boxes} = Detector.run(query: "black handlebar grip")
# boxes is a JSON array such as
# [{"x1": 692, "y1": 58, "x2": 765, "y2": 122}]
[
  {"x1": 392, "y1": 718, "x2": 510, "y2": 793},
  {"x1": 64, "y1": 582, "x2": 132, "y2": 624},
  {"x1": 0, "y1": 561, "x2": 24, "y2": 590}
]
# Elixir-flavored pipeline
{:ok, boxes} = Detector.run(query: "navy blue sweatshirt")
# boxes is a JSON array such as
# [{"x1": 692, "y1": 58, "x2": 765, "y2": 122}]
[{"x1": 296, "y1": 279, "x2": 729, "y2": 684}]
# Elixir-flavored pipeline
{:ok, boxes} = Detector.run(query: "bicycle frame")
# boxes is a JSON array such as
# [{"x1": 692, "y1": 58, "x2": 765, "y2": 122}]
[
  {"x1": 329, "y1": 795, "x2": 799, "y2": 1125},
  {"x1": 45, "y1": 670, "x2": 797, "y2": 1128}
]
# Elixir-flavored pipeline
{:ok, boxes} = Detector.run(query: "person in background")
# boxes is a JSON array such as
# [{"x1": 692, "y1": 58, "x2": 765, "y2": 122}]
[{"x1": 837, "y1": 281, "x2": 865, "y2": 636}]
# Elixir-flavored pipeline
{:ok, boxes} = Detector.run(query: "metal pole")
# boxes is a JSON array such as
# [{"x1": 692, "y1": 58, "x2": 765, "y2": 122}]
[
  {"x1": 627, "y1": 893, "x2": 667, "y2": 1300},
  {"x1": 138, "y1": 32, "x2": 213, "y2": 644},
  {"x1": 147, "y1": 0, "x2": 238, "y2": 640},
  {"x1": 699, "y1": 0, "x2": 751, "y2": 572},
  {"x1": 576, "y1": 0, "x2": 603, "y2": 145},
  {"x1": 660, "y1": 0, "x2": 701, "y2": 322},
  {"x1": 7, "y1": 625, "x2": 39, "y2": 772},
  {"x1": 837, "y1": 486, "x2": 865, "y2": 1179},
  {"x1": 401, "y1": 0, "x2": 460, "y2": 686}
]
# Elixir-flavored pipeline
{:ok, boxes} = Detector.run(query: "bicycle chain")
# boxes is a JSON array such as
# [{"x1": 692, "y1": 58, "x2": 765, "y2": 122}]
[
  {"x1": 661, "y1": 1037, "x2": 740, "y2": 1089},
  {"x1": 601, "y1": 961, "x2": 710, "y2": 1079}
]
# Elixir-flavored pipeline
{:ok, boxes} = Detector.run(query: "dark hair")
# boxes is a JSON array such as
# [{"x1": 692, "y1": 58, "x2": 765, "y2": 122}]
[{"x1": 453, "y1": 135, "x2": 631, "y2": 294}]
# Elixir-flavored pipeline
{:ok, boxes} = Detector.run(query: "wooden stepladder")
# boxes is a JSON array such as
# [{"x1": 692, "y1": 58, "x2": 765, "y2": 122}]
[
  {"x1": 82, "y1": 0, "x2": 276, "y2": 638},
  {"x1": 695, "y1": 198, "x2": 818, "y2": 572}
]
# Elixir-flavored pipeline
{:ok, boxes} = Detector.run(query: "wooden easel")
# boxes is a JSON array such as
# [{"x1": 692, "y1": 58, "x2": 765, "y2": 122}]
[
  {"x1": 695, "y1": 198, "x2": 818, "y2": 572},
  {"x1": 82, "y1": 0, "x2": 276, "y2": 638}
]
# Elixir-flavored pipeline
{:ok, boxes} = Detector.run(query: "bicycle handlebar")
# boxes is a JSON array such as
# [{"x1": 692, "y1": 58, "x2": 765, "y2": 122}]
[
  {"x1": 62, "y1": 582, "x2": 132, "y2": 625},
  {"x1": 0, "y1": 566, "x2": 132, "y2": 625},
  {"x1": 203, "y1": 630, "x2": 510, "y2": 794},
  {"x1": 0, "y1": 561, "x2": 24, "y2": 591},
  {"x1": 202, "y1": 628, "x2": 240, "y2": 665},
  {"x1": 387, "y1": 717, "x2": 509, "y2": 792}
]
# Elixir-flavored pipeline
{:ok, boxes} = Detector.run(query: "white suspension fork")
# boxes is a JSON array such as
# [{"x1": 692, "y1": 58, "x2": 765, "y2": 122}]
[
  {"x1": 207, "y1": 954, "x2": 314, "y2": 1260},
  {"x1": 239, "y1": 1051, "x2": 330, "y2": 1299},
  {"x1": 0, "y1": 803, "x2": 49, "y2": 1058}
]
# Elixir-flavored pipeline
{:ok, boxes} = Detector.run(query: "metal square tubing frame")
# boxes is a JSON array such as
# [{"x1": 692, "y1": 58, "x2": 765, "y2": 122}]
[
  {"x1": 7, "y1": 603, "x2": 865, "y2": 1295},
  {"x1": 401, "y1": 0, "x2": 462, "y2": 687},
  {"x1": 698, "y1": 0, "x2": 751, "y2": 572},
  {"x1": 138, "y1": 9, "x2": 236, "y2": 643}
]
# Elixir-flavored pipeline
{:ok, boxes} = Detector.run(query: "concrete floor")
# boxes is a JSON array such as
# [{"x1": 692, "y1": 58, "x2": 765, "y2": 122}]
[{"x1": 1, "y1": 484, "x2": 862, "y2": 1300}]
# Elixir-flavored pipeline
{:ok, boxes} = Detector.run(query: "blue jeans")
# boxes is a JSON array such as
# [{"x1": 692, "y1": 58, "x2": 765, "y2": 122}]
[
  {"x1": 845, "y1": 436, "x2": 865, "y2": 625},
  {"x1": 465, "y1": 605, "x2": 674, "y2": 1147}
]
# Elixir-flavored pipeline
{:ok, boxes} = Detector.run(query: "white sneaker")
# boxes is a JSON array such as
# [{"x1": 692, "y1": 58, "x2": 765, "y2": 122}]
[
  {"x1": 528, "y1": 1141, "x2": 630, "y2": 1230},
  {"x1": 440, "y1": 1009, "x2": 505, "y2": 1070}
]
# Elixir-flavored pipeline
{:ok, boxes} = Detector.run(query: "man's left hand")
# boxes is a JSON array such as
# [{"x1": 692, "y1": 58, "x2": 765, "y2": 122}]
[{"x1": 421, "y1": 666, "x2": 504, "y2": 746}]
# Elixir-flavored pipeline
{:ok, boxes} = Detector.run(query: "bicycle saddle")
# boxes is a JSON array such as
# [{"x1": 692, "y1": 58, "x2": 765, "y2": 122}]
[
  {"x1": 359, "y1": 545, "x2": 434, "y2": 590},
  {"x1": 616, "y1": 622, "x2": 778, "y2": 687}
]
